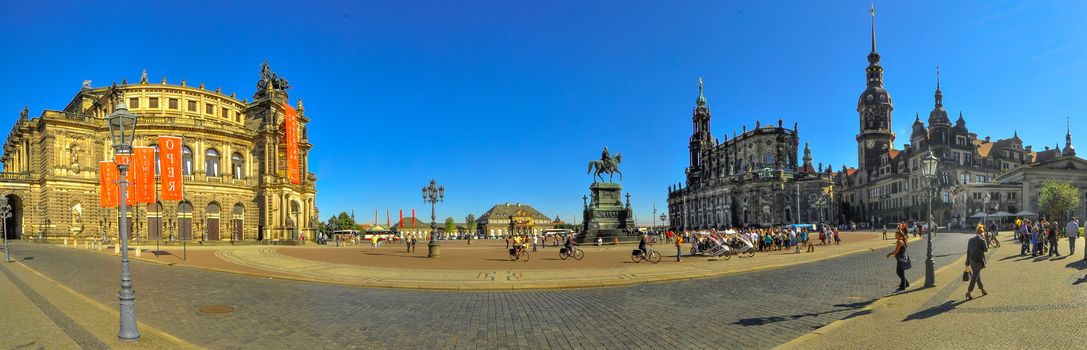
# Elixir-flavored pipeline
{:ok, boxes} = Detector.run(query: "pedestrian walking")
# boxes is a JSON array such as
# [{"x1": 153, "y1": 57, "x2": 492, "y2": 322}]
[
  {"x1": 966, "y1": 226, "x2": 989, "y2": 299},
  {"x1": 1020, "y1": 220, "x2": 1030, "y2": 256},
  {"x1": 411, "y1": 236, "x2": 418, "y2": 253},
  {"x1": 887, "y1": 231, "x2": 910, "y2": 291},
  {"x1": 1048, "y1": 220, "x2": 1060, "y2": 257},
  {"x1": 675, "y1": 233, "x2": 684, "y2": 262},
  {"x1": 531, "y1": 235, "x2": 538, "y2": 252},
  {"x1": 833, "y1": 228, "x2": 841, "y2": 245},
  {"x1": 1031, "y1": 222, "x2": 1042, "y2": 256},
  {"x1": 1068, "y1": 218, "x2": 1080, "y2": 256},
  {"x1": 406, "y1": 235, "x2": 412, "y2": 253},
  {"x1": 882, "y1": 226, "x2": 888, "y2": 240}
]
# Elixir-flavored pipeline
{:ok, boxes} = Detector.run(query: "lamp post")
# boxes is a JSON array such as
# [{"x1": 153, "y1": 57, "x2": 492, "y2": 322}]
[
  {"x1": 107, "y1": 100, "x2": 140, "y2": 341},
  {"x1": 660, "y1": 213, "x2": 667, "y2": 232},
  {"x1": 1, "y1": 195, "x2": 12, "y2": 262},
  {"x1": 983, "y1": 193, "x2": 991, "y2": 232},
  {"x1": 920, "y1": 149, "x2": 939, "y2": 288},
  {"x1": 422, "y1": 179, "x2": 444, "y2": 258}
]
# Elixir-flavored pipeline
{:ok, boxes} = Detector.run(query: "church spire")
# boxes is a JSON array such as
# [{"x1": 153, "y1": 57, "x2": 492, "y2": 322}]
[
  {"x1": 1065, "y1": 117, "x2": 1077, "y2": 156},
  {"x1": 696, "y1": 77, "x2": 706, "y2": 107},
  {"x1": 870, "y1": 3, "x2": 877, "y2": 53},
  {"x1": 934, "y1": 65, "x2": 943, "y2": 106}
]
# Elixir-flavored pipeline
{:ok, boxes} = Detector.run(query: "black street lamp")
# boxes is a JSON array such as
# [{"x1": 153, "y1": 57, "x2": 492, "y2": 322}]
[
  {"x1": 422, "y1": 179, "x2": 444, "y2": 258},
  {"x1": 107, "y1": 99, "x2": 140, "y2": 341},
  {"x1": 660, "y1": 213, "x2": 667, "y2": 231},
  {"x1": 1, "y1": 195, "x2": 12, "y2": 262},
  {"x1": 920, "y1": 148, "x2": 939, "y2": 288}
]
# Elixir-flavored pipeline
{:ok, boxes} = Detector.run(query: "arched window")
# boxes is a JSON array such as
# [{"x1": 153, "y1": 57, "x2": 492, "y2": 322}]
[
  {"x1": 231, "y1": 153, "x2": 244, "y2": 180},
  {"x1": 182, "y1": 146, "x2": 193, "y2": 175},
  {"x1": 764, "y1": 153, "x2": 775, "y2": 166},
  {"x1": 205, "y1": 149, "x2": 220, "y2": 177}
]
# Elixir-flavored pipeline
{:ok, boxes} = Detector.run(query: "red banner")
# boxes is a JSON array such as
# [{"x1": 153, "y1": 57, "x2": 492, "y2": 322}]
[
  {"x1": 133, "y1": 147, "x2": 156, "y2": 204},
  {"x1": 399, "y1": 209, "x2": 404, "y2": 229},
  {"x1": 158, "y1": 136, "x2": 184, "y2": 200},
  {"x1": 412, "y1": 209, "x2": 416, "y2": 228},
  {"x1": 99, "y1": 161, "x2": 119, "y2": 208},
  {"x1": 283, "y1": 102, "x2": 300, "y2": 185},
  {"x1": 114, "y1": 154, "x2": 137, "y2": 206}
]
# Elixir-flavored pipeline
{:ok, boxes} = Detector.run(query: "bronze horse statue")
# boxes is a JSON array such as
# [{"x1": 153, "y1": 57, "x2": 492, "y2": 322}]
[{"x1": 587, "y1": 154, "x2": 622, "y2": 183}]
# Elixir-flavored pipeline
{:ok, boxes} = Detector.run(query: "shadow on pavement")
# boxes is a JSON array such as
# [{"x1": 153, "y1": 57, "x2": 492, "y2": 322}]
[
  {"x1": 21, "y1": 256, "x2": 33, "y2": 261},
  {"x1": 732, "y1": 299, "x2": 876, "y2": 326},
  {"x1": 902, "y1": 299, "x2": 969, "y2": 321}
]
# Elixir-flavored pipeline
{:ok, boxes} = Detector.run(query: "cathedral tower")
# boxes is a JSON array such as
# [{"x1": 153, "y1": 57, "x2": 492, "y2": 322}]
[
  {"x1": 688, "y1": 78, "x2": 712, "y2": 180},
  {"x1": 855, "y1": 5, "x2": 895, "y2": 171}
]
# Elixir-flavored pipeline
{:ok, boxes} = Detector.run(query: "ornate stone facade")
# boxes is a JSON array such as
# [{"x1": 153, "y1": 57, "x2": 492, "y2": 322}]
[
  {"x1": 0, "y1": 63, "x2": 318, "y2": 242},
  {"x1": 833, "y1": 12, "x2": 1074, "y2": 228},
  {"x1": 667, "y1": 81, "x2": 835, "y2": 229},
  {"x1": 476, "y1": 203, "x2": 555, "y2": 238}
]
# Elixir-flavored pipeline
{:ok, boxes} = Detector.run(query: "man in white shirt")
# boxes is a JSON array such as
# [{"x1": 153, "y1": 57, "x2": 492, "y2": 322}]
[{"x1": 1068, "y1": 218, "x2": 1080, "y2": 258}]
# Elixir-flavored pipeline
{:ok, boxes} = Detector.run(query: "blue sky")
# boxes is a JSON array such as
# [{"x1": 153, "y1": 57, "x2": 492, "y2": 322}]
[{"x1": 1, "y1": 1, "x2": 1084, "y2": 225}]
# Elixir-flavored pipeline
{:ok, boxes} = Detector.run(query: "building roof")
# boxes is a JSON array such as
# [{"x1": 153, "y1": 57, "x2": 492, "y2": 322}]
[
  {"x1": 479, "y1": 203, "x2": 550, "y2": 220},
  {"x1": 390, "y1": 217, "x2": 430, "y2": 229},
  {"x1": 975, "y1": 140, "x2": 994, "y2": 158}
]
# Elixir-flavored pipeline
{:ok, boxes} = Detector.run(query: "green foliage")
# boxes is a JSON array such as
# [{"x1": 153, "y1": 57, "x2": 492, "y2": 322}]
[
  {"x1": 445, "y1": 217, "x2": 456, "y2": 233},
  {"x1": 1037, "y1": 180, "x2": 1081, "y2": 221},
  {"x1": 465, "y1": 214, "x2": 477, "y2": 233},
  {"x1": 326, "y1": 212, "x2": 357, "y2": 232}
]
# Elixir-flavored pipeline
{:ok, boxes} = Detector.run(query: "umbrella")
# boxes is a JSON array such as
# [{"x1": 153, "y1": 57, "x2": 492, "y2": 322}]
[
  {"x1": 1014, "y1": 211, "x2": 1038, "y2": 217},
  {"x1": 970, "y1": 212, "x2": 986, "y2": 218},
  {"x1": 993, "y1": 211, "x2": 1013, "y2": 217}
]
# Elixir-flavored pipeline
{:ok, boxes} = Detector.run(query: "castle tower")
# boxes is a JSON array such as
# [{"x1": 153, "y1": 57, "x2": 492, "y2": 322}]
[{"x1": 855, "y1": 5, "x2": 895, "y2": 171}]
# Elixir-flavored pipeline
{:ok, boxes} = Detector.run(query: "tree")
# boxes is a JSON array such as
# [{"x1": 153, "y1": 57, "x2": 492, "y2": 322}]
[
  {"x1": 465, "y1": 214, "x2": 476, "y2": 235},
  {"x1": 1038, "y1": 180, "x2": 1080, "y2": 221},
  {"x1": 445, "y1": 217, "x2": 456, "y2": 235},
  {"x1": 327, "y1": 212, "x2": 356, "y2": 232}
]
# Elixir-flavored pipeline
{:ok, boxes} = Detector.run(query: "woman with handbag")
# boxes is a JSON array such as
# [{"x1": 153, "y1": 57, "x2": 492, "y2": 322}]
[{"x1": 887, "y1": 231, "x2": 910, "y2": 291}]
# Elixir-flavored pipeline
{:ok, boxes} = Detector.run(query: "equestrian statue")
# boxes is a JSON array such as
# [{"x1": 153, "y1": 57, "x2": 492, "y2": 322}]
[{"x1": 587, "y1": 146, "x2": 623, "y2": 183}]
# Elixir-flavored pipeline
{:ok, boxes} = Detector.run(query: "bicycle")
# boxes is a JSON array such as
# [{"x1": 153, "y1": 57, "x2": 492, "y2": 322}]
[
  {"x1": 559, "y1": 245, "x2": 584, "y2": 260},
  {"x1": 631, "y1": 245, "x2": 662, "y2": 264},
  {"x1": 509, "y1": 246, "x2": 530, "y2": 262},
  {"x1": 986, "y1": 231, "x2": 1001, "y2": 248}
]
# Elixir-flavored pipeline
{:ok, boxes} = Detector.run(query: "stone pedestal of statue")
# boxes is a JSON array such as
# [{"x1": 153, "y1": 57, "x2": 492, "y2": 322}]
[{"x1": 581, "y1": 182, "x2": 635, "y2": 243}]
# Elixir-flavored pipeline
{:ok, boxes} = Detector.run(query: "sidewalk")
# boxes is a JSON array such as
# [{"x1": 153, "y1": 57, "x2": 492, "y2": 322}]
[
  {"x1": 779, "y1": 236, "x2": 1087, "y2": 350},
  {"x1": 0, "y1": 260, "x2": 198, "y2": 349},
  {"x1": 71, "y1": 231, "x2": 914, "y2": 290}
]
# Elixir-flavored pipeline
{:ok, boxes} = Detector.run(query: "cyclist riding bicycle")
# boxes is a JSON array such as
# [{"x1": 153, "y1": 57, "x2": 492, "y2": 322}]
[
  {"x1": 563, "y1": 235, "x2": 576, "y2": 253},
  {"x1": 638, "y1": 234, "x2": 649, "y2": 257}
]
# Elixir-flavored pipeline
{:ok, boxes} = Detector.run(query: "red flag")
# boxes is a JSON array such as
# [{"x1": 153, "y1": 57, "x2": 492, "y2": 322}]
[
  {"x1": 283, "y1": 102, "x2": 300, "y2": 185},
  {"x1": 133, "y1": 147, "x2": 155, "y2": 203},
  {"x1": 386, "y1": 209, "x2": 390, "y2": 227},
  {"x1": 412, "y1": 209, "x2": 416, "y2": 228},
  {"x1": 158, "y1": 136, "x2": 184, "y2": 200},
  {"x1": 399, "y1": 209, "x2": 403, "y2": 228},
  {"x1": 114, "y1": 154, "x2": 137, "y2": 206},
  {"x1": 99, "y1": 161, "x2": 119, "y2": 207}
]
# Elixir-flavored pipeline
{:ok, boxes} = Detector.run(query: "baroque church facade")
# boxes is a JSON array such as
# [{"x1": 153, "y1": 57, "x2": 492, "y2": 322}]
[
  {"x1": 835, "y1": 12, "x2": 1079, "y2": 228},
  {"x1": 666, "y1": 81, "x2": 835, "y2": 229},
  {"x1": 0, "y1": 63, "x2": 318, "y2": 242}
]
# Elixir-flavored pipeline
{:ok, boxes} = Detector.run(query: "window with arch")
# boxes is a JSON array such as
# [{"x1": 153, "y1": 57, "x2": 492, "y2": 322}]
[
  {"x1": 182, "y1": 146, "x2": 193, "y2": 175},
  {"x1": 231, "y1": 152, "x2": 244, "y2": 180},
  {"x1": 205, "y1": 149, "x2": 220, "y2": 177},
  {"x1": 764, "y1": 153, "x2": 775, "y2": 166}
]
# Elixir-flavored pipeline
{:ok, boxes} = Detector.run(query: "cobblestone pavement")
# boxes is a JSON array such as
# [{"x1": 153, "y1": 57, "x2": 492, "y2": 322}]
[{"x1": 8, "y1": 233, "x2": 969, "y2": 349}]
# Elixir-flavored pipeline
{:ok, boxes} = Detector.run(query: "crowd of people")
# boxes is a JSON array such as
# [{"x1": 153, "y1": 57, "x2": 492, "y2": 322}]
[{"x1": 1013, "y1": 216, "x2": 1083, "y2": 258}]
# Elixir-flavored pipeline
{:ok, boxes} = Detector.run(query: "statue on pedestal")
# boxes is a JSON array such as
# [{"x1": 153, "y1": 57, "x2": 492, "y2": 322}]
[{"x1": 586, "y1": 146, "x2": 623, "y2": 183}]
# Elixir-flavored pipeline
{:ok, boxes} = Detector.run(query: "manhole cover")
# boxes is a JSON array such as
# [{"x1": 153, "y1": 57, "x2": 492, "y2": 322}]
[{"x1": 197, "y1": 305, "x2": 235, "y2": 314}]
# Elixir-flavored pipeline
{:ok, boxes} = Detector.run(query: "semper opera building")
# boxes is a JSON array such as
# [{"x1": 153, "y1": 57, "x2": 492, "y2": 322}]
[{"x1": 0, "y1": 63, "x2": 318, "y2": 243}]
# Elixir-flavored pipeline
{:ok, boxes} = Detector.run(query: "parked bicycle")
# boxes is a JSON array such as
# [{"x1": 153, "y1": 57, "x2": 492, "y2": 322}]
[{"x1": 631, "y1": 245, "x2": 662, "y2": 264}]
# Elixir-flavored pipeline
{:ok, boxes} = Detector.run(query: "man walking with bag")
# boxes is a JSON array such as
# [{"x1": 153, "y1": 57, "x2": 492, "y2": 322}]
[
  {"x1": 1068, "y1": 217, "x2": 1079, "y2": 257},
  {"x1": 966, "y1": 225, "x2": 989, "y2": 299}
]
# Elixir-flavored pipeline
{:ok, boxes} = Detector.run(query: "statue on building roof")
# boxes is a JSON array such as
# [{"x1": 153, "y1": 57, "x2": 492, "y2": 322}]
[
  {"x1": 20, "y1": 105, "x2": 28, "y2": 120},
  {"x1": 256, "y1": 61, "x2": 292, "y2": 98},
  {"x1": 140, "y1": 69, "x2": 148, "y2": 84},
  {"x1": 82, "y1": 80, "x2": 92, "y2": 89}
]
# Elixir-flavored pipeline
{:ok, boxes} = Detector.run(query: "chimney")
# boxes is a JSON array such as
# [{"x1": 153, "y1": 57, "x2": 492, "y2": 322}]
[{"x1": 984, "y1": 136, "x2": 990, "y2": 142}]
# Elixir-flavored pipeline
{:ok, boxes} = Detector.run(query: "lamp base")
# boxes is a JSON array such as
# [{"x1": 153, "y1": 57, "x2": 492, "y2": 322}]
[{"x1": 427, "y1": 242, "x2": 441, "y2": 258}]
